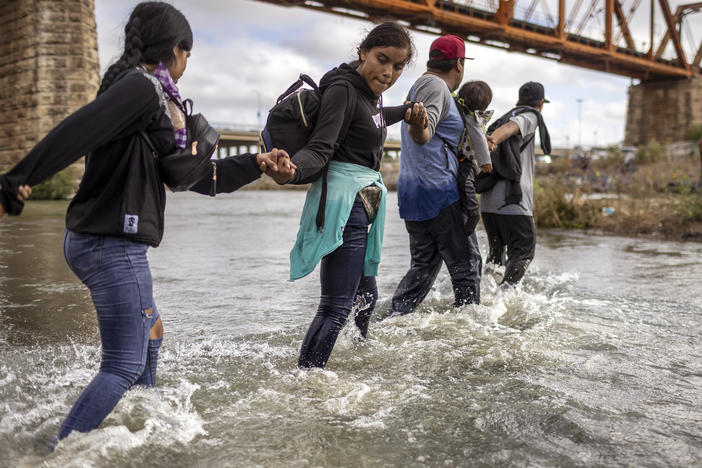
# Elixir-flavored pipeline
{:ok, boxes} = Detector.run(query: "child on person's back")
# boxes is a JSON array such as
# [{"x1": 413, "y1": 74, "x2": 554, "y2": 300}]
[
  {"x1": 453, "y1": 80, "x2": 494, "y2": 234},
  {"x1": 456, "y1": 80, "x2": 493, "y2": 172}
]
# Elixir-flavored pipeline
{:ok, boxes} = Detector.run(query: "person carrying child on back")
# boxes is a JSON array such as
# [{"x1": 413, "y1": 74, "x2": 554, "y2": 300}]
[{"x1": 389, "y1": 35, "x2": 483, "y2": 317}]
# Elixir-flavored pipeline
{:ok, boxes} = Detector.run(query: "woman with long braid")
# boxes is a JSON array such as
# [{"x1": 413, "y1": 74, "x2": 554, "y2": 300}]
[{"x1": 0, "y1": 2, "x2": 292, "y2": 443}]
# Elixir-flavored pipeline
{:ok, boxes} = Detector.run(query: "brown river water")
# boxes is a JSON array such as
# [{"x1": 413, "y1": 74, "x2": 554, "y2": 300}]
[{"x1": 0, "y1": 191, "x2": 700, "y2": 467}]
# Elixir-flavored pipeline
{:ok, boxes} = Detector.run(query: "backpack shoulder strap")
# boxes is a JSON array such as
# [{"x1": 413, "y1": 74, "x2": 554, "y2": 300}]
[
  {"x1": 139, "y1": 130, "x2": 158, "y2": 158},
  {"x1": 436, "y1": 96, "x2": 467, "y2": 160},
  {"x1": 511, "y1": 106, "x2": 541, "y2": 153},
  {"x1": 337, "y1": 81, "x2": 357, "y2": 145}
]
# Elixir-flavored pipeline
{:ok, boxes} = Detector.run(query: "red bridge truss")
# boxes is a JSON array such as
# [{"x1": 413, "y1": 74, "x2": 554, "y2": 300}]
[{"x1": 256, "y1": 0, "x2": 702, "y2": 80}]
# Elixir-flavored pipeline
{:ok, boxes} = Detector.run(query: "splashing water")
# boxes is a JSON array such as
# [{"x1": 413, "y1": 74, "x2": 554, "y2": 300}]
[{"x1": 1, "y1": 192, "x2": 700, "y2": 467}]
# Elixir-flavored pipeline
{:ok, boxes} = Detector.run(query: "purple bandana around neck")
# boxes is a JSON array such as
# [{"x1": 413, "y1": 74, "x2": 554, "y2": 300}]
[{"x1": 154, "y1": 62, "x2": 187, "y2": 149}]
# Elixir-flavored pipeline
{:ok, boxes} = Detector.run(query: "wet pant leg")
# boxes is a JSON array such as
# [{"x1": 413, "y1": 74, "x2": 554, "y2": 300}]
[
  {"x1": 501, "y1": 215, "x2": 536, "y2": 285},
  {"x1": 437, "y1": 203, "x2": 479, "y2": 306},
  {"x1": 391, "y1": 202, "x2": 477, "y2": 315},
  {"x1": 466, "y1": 230, "x2": 482, "y2": 304},
  {"x1": 390, "y1": 220, "x2": 443, "y2": 316},
  {"x1": 481, "y1": 212, "x2": 505, "y2": 266},
  {"x1": 298, "y1": 198, "x2": 370, "y2": 368},
  {"x1": 59, "y1": 231, "x2": 156, "y2": 440},
  {"x1": 353, "y1": 276, "x2": 378, "y2": 338},
  {"x1": 133, "y1": 304, "x2": 162, "y2": 387}
]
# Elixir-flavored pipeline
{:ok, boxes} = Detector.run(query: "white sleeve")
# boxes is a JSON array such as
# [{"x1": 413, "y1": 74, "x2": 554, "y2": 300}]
[{"x1": 510, "y1": 112, "x2": 538, "y2": 139}]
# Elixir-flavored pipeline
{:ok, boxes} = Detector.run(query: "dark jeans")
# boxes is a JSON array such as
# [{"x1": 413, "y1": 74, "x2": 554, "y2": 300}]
[
  {"x1": 298, "y1": 198, "x2": 378, "y2": 369},
  {"x1": 58, "y1": 230, "x2": 162, "y2": 440},
  {"x1": 481, "y1": 212, "x2": 536, "y2": 285},
  {"x1": 391, "y1": 201, "x2": 481, "y2": 316},
  {"x1": 459, "y1": 159, "x2": 480, "y2": 221}
]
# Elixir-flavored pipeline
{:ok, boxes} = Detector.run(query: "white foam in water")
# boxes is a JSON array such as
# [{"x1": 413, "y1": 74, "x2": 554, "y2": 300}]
[
  {"x1": 348, "y1": 405, "x2": 394, "y2": 429},
  {"x1": 44, "y1": 378, "x2": 206, "y2": 465},
  {"x1": 6, "y1": 257, "x2": 696, "y2": 466}
]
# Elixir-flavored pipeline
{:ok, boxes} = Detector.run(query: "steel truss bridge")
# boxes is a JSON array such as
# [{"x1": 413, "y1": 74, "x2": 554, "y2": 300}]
[{"x1": 256, "y1": 0, "x2": 702, "y2": 81}]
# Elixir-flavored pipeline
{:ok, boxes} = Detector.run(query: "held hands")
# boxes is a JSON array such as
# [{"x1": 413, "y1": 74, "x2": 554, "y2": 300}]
[
  {"x1": 405, "y1": 102, "x2": 431, "y2": 145},
  {"x1": 404, "y1": 102, "x2": 428, "y2": 128},
  {"x1": 482, "y1": 135, "x2": 496, "y2": 172},
  {"x1": 0, "y1": 184, "x2": 32, "y2": 220},
  {"x1": 257, "y1": 148, "x2": 296, "y2": 185},
  {"x1": 486, "y1": 134, "x2": 497, "y2": 153}
]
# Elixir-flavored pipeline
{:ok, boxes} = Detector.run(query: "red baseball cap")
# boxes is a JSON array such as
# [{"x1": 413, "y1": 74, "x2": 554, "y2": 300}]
[{"x1": 429, "y1": 35, "x2": 474, "y2": 61}]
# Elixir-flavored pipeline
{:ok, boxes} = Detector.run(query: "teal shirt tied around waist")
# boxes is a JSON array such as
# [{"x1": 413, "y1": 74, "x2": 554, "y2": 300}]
[{"x1": 290, "y1": 161, "x2": 387, "y2": 281}]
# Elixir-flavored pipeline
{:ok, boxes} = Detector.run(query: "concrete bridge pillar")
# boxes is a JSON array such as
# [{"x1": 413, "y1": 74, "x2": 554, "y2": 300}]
[
  {"x1": 625, "y1": 76, "x2": 702, "y2": 145},
  {"x1": 0, "y1": 0, "x2": 99, "y2": 167}
]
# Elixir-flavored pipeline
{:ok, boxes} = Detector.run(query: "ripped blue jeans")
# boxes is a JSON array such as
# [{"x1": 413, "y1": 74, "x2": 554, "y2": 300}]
[{"x1": 58, "y1": 230, "x2": 162, "y2": 440}]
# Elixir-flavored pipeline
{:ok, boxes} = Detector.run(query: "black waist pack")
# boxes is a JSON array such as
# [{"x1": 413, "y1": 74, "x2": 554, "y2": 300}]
[
  {"x1": 141, "y1": 106, "x2": 220, "y2": 192},
  {"x1": 475, "y1": 171, "x2": 500, "y2": 194}
]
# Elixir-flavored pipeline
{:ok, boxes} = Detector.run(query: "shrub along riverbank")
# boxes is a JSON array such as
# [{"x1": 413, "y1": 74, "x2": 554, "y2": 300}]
[{"x1": 532, "y1": 146, "x2": 702, "y2": 241}]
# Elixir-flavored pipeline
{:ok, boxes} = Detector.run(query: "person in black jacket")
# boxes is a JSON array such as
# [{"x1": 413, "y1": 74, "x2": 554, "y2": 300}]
[
  {"x1": 0, "y1": 2, "x2": 292, "y2": 444},
  {"x1": 266, "y1": 22, "x2": 428, "y2": 368}
]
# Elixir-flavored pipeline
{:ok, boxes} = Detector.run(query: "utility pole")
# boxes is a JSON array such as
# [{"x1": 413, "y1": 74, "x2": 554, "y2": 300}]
[{"x1": 576, "y1": 98, "x2": 583, "y2": 149}]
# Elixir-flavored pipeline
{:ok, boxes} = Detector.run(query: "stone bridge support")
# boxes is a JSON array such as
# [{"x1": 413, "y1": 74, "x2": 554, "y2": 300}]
[
  {"x1": 626, "y1": 76, "x2": 702, "y2": 145},
  {"x1": 0, "y1": 0, "x2": 99, "y2": 167}
]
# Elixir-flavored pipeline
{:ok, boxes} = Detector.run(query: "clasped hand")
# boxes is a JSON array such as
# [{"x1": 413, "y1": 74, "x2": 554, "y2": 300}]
[
  {"x1": 256, "y1": 148, "x2": 296, "y2": 185},
  {"x1": 404, "y1": 102, "x2": 428, "y2": 128},
  {"x1": 0, "y1": 184, "x2": 32, "y2": 219},
  {"x1": 486, "y1": 134, "x2": 497, "y2": 153}
]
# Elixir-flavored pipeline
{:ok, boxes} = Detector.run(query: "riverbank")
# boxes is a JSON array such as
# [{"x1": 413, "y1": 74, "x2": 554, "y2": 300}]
[
  {"x1": 249, "y1": 156, "x2": 702, "y2": 241},
  {"x1": 533, "y1": 155, "x2": 702, "y2": 241}
]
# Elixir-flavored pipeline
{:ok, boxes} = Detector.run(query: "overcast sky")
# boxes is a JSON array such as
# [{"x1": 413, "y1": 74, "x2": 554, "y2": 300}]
[{"x1": 94, "y1": 0, "x2": 701, "y2": 148}]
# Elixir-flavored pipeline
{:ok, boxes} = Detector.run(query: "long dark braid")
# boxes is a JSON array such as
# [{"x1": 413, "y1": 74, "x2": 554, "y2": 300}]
[
  {"x1": 97, "y1": 16, "x2": 144, "y2": 95},
  {"x1": 97, "y1": 2, "x2": 193, "y2": 96}
]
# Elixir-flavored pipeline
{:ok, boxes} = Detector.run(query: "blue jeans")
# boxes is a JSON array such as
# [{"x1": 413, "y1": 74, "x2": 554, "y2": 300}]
[
  {"x1": 298, "y1": 197, "x2": 378, "y2": 368},
  {"x1": 58, "y1": 230, "x2": 162, "y2": 440}
]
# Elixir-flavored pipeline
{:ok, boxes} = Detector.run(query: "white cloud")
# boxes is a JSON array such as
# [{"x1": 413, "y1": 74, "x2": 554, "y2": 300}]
[{"x1": 94, "y1": 0, "x2": 645, "y2": 147}]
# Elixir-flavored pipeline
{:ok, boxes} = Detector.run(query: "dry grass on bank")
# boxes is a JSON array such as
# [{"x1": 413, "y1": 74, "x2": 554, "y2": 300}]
[{"x1": 534, "y1": 157, "x2": 702, "y2": 240}]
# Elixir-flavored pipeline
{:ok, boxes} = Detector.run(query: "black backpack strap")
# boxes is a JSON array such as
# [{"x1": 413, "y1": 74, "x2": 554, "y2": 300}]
[
  {"x1": 452, "y1": 96, "x2": 469, "y2": 159},
  {"x1": 315, "y1": 82, "x2": 358, "y2": 231},
  {"x1": 520, "y1": 134, "x2": 534, "y2": 152},
  {"x1": 437, "y1": 96, "x2": 469, "y2": 161},
  {"x1": 139, "y1": 130, "x2": 158, "y2": 158},
  {"x1": 498, "y1": 106, "x2": 549, "y2": 155},
  {"x1": 277, "y1": 74, "x2": 319, "y2": 103}
]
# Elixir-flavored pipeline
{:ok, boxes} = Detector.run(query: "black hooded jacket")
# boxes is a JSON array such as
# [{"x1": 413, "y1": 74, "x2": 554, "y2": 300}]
[
  {"x1": 0, "y1": 68, "x2": 263, "y2": 246},
  {"x1": 288, "y1": 63, "x2": 408, "y2": 184}
]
